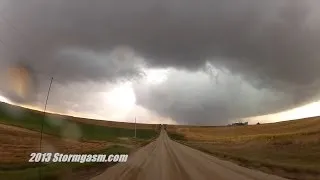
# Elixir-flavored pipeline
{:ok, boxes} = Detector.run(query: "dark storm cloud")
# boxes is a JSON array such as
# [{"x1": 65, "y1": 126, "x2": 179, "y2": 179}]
[
  {"x1": 0, "y1": 0, "x2": 320, "y2": 123},
  {"x1": 1, "y1": 0, "x2": 318, "y2": 85}
]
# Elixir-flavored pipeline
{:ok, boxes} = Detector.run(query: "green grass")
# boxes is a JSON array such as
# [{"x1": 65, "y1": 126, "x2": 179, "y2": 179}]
[
  {"x1": 0, "y1": 102, "x2": 158, "y2": 140},
  {"x1": 0, "y1": 145, "x2": 131, "y2": 180}
]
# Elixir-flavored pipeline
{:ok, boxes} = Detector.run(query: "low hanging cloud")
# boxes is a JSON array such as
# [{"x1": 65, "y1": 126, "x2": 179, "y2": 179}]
[
  {"x1": 133, "y1": 68, "x2": 297, "y2": 125},
  {"x1": 0, "y1": 0, "x2": 320, "y2": 124}
]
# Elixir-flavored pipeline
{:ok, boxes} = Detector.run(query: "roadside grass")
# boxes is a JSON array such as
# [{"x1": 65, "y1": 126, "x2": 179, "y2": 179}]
[
  {"x1": 168, "y1": 117, "x2": 320, "y2": 180},
  {"x1": 0, "y1": 145, "x2": 131, "y2": 180},
  {"x1": 0, "y1": 102, "x2": 159, "y2": 141},
  {"x1": 183, "y1": 139, "x2": 320, "y2": 180},
  {"x1": 167, "y1": 132, "x2": 186, "y2": 141},
  {"x1": 0, "y1": 102, "x2": 160, "y2": 179}
]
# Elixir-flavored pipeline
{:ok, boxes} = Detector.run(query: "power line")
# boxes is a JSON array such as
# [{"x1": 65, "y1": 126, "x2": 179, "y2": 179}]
[
  {"x1": 134, "y1": 117, "x2": 137, "y2": 139},
  {"x1": 38, "y1": 77, "x2": 54, "y2": 180}
]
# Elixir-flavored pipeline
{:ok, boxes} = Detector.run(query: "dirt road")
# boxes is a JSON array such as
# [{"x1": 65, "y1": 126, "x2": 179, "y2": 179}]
[{"x1": 91, "y1": 130, "x2": 288, "y2": 180}]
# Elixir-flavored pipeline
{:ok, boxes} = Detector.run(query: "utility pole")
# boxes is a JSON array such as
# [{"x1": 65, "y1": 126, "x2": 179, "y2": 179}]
[
  {"x1": 134, "y1": 117, "x2": 137, "y2": 139},
  {"x1": 39, "y1": 77, "x2": 54, "y2": 180}
]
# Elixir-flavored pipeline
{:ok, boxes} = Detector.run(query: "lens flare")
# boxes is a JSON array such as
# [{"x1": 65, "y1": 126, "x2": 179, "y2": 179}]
[{"x1": 7, "y1": 64, "x2": 35, "y2": 102}]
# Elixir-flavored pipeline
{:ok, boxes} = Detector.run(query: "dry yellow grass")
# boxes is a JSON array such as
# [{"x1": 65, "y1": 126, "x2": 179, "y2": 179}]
[
  {"x1": 0, "y1": 124, "x2": 111, "y2": 164},
  {"x1": 168, "y1": 116, "x2": 320, "y2": 180},
  {"x1": 168, "y1": 116, "x2": 320, "y2": 141}
]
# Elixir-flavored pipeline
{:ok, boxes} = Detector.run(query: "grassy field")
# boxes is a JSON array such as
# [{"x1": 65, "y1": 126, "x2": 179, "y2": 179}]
[
  {"x1": 0, "y1": 102, "x2": 159, "y2": 141},
  {"x1": 167, "y1": 116, "x2": 320, "y2": 180},
  {"x1": 0, "y1": 102, "x2": 160, "y2": 180}
]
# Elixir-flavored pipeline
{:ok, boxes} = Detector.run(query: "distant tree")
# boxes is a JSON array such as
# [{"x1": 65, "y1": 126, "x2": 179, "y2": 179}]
[{"x1": 257, "y1": 122, "x2": 260, "y2": 125}]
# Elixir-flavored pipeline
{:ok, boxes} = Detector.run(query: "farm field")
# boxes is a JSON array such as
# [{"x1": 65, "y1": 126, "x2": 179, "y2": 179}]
[
  {"x1": 0, "y1": 102, "x2": 159, "y2": 141},
  {"x1": 0, "y1": 102, "x2": 159, "y2": 180},
  {"x1": 167, "y1": 116, "x2": 320, "y2": 180}
]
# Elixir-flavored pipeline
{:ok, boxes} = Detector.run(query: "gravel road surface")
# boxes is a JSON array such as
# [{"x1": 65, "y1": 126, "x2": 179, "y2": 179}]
[{"x1": 91, "y1": 130, "x2": 288, "y2": 180}]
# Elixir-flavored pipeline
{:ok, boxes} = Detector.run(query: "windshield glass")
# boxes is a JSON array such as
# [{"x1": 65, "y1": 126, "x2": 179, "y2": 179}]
[{"x1": 0, "y1": 1, "x2": 319, "y2": 180}]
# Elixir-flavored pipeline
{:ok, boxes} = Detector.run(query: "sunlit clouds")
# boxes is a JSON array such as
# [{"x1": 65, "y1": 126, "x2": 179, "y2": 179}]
[
  {"x1": 0, "y1": 95, "x2": 12, "y2": 104},
  {"x1": 143, "y1": 68, "x2": 170, "y2": 85},
  {"x1": 246, "y1": 100, "x2": 320, "y2": 124}
]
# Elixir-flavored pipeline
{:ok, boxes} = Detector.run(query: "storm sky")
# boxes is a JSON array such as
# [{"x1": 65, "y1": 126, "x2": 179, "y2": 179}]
[{"x1": 0, "y1": 0, "x2": 320, "y2": 125}]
